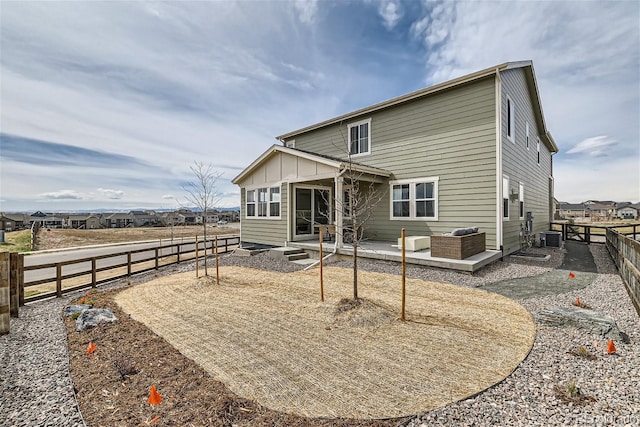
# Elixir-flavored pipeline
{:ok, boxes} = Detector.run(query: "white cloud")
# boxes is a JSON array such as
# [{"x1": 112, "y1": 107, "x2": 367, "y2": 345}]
[
  {"x1": 161, "y1": 194, "x2": 175, "y2": 200},
  {"x1": 378, "y1": 1, "x2": 403, "y2": 30},
  {"x1": 97, "y1": 188, "x2": 125, "y2": 200},
  {"x1": 294, "y1": 0, "x2": 319, "y2": 24},
  {"x1": 566, "y1": 136, "x2": 618, "y2": 157},
  {"x1": 39, "y1": 190, "x2": 84, "y2": 200}
]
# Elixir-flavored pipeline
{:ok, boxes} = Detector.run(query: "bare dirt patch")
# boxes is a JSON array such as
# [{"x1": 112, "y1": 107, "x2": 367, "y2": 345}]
[
  {"x1": 112, "y1": 266, "x2": 535, "y2": 420},
  {"x1": 37, "y1": 225, "x2": 238, "y2": 251}
]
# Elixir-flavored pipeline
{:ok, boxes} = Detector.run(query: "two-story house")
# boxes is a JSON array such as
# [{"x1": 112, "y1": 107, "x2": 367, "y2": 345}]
[{"x1": 233, "y1": 61, "x2": 558, "y2": 256}]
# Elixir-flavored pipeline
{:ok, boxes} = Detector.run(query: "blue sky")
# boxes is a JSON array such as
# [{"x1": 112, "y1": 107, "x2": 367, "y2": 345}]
[{"x1": 1, "y1": 0, "x2": 638, "y2": 212}]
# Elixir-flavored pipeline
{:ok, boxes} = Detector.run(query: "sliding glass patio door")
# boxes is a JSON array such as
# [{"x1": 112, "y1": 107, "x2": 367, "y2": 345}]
[{"x1": 294, "y1": 187, "x2": 330, "y2": 239}]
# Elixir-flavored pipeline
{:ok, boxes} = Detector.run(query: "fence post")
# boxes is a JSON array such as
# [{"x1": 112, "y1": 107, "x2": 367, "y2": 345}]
[
  {"x1": 56, "y1": 264, "x2": 62, "y2": 298},
  {"x1": 127, "y1": 252, "x2": 132, "y2": 276},
  {"x1": 155, "y1": 248, "x2": 159, "y2": 270},
  {"x1": 9, "y1": 253, "x2": 19, "y2": 317},
  {"x1": 1, "y1": 252, "x2": 10, "y2": 335},
  {"x1": 91, "y1": 258, "x2": 97, "y2": 288},
  {"x1": 18, "y1": 254, "x2": 24, "y2": 306},
  {"x1": 177, "y1": 243, "x2": 181, "y2": 264},
  {"x1": 585, "y1": 227, "x2": 591, "y2": 244}
]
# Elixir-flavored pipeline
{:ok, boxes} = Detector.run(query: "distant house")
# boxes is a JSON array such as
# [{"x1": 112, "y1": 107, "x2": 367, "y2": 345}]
[
  {"x1": 65, "y1": 214, "x2": 102, "y2": 229},
  {"x1": 233, "y1": 60, "x2": 558, "y2": 255},
  {"x1": 104, "y1": 213, "x2": 134, "y2": 228},
  {"x1": 0, "y1": 215, "x2": 15, "y2": 231},
  {"x1": 160, "y1": 211, "x2": 185, "y2": 226},
  {"x1": 130, "y1": 210, "x2": 160, "y2": 227},
  {"x1": 616, "y1": 204, "x2": 639, "y2": 220},
  {"x1": 3, "y1": 213, "x2": 28, "y2": 229},
  {"x1": 556, "y1": 202, "x2": 587, "y2": 220},
  {"x1": 584, "y1": 200, "x2": 616, "y2": 221},
  {"x1": 178, "y1": 209, "x2": 202, "y2": 225}
]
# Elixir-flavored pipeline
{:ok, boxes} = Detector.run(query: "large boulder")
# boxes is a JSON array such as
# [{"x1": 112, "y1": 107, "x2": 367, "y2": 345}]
[
  {"x1": 75, "y1": 308, "x2": 118, "y2": 332},
  {"x1": 64, "y1": 304, "x2": 93, "y2": 317},
  {"x1": 536, "y1": 306, "x2": 628, "y2": 342}
]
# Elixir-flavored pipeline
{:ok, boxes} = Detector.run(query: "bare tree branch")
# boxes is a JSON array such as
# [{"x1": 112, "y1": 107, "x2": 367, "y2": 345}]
[{"x1": 183, "y1": 161, "x2": 223, "y2": 277}]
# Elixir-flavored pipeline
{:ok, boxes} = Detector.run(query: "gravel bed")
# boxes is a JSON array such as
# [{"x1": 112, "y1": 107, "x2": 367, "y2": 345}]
[
  {"x1": 0, "y1": 296, "x2": 85, "y2": 427},
  {"x1": 2, "y1": 245, "x2": 638, "y2": 426}
]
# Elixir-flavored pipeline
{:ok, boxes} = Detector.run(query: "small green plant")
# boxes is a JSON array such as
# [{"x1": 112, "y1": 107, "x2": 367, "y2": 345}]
[
  {"x1": 554, "y1": 381, "x2": 596, "y2": 406},
  {"x1": 71, "y1": 312, "x2": 81, "y2": 320},
  {"x1": 565, "y1": 381, "x2": 579, "y2": 398},
  {"x1": 568, "y1": 346, "x2": 597, "y2": 360}
]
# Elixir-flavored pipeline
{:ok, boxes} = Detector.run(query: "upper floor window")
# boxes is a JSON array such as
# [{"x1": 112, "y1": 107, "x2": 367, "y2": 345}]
[
  {"x1": 537, "y1": 138, "x2": 541, "y2": 164},
  {"x1": 285, "y1": 140, "x2": 295, "y2": 148},
  {"x1": 390, "y1": 177, "x2": 439, "y2": 220},
  {"x1": 525, "y1": 122, "x2": 530, "y2": 149},
  {"x1": 347, "y1": 118, "x2": 371, "y2": 156},
  {"x1": 506, "y1": 96, "x2": 515, "y2": 143},
  {"x1": 246, "y1": 186, "x2": 281, "y2": 219}
]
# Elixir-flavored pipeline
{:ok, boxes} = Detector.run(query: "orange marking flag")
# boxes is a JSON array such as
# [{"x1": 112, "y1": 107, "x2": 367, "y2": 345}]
[
  {"x1": 574, "y1": 297, "x2": 581, "y2": 307},
  {"x1": 607, "y1": 340, "x2": 617, "y2": 355},
  {"x1": 569, "y1": 272, "x2": 576, "y2": 279},
  {"x1": 86, "y1": 342, "x2": 97, "y2": 355},
  {"x1": 147, "y1": 385, "x2": 163, "y2": 405}
]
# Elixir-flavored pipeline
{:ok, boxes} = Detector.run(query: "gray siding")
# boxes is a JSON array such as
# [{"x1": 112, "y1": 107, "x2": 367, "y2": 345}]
[
  {"x1": 291, "y1": 77, "x2": 499, "y2": 248},
  {"x1": 500, "y1": 68, "x2": 554, "y2": 254},
  {"x1": 240, "y1": 184, "x2": 288, "y2": 246}
]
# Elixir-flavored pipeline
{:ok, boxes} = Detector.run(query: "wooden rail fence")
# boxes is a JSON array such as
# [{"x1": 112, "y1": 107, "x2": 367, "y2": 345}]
[
  {"x1": 0, "y1": 235, "x2": 240, "y2": 333},
  {"x1": 606, "y1": 229, "x2": 640, "y2": 317},
  {"x1": 550, "y1": 222, "x2": 639, "y2": 244}
]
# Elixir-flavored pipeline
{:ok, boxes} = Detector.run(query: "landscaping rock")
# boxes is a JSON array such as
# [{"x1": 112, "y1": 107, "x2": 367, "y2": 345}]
[
  {"x1": 536, "y1": 306, "x2": 628, "y2": 341},
  {"x1": 75, "y1": 308, "x2": 118, "y2": 331},
  {"x1": 63, "y1": 304, "x2": 93, "y2": 317}
]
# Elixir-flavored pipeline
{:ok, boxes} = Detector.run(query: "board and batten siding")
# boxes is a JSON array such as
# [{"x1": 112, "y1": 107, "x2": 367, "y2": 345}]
[
  {"x1": 236, "y1": 150, "x2": 341, "y2": 247},
  {"x1": 290, "y1": 76, "x2": 499, "y2": 247},
  {"x1": 500, "y1": 68, "x2": 554, "y2": 254}
]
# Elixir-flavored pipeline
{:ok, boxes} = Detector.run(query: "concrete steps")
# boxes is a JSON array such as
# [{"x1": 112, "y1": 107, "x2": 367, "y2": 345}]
[{"x1": 269, "y1": 247, "x2": 310, "y2": 263}]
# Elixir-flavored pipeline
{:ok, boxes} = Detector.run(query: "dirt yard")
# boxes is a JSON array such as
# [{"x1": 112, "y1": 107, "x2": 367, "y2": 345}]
[
  {"x1": 36, "y1": 225, "x2": 238, "y2": 251},
  {"x1": 64, "y1": 266, "x2": 535, "y2": 424}
]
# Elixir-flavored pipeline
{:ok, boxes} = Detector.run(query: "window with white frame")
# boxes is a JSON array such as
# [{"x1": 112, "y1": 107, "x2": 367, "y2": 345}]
[
  {"x1": 246, "y1": 189, "x2": 256, "y2": 217},
  {"x1": 519, "y1": 183, "x2": 525, "y2": 219},
  {"x1": 285, "y1": 139, "x2": 295, "y2": 148},
  {"x1": 537, "y1": 138, "x2": 541, "y2": 164},
  {"x1": 525, "y1": 122, "x2": 530, "y2": 149},
  {"x1": 507, "y1": 96, "x2": 515, "y2": 142},
  {"x1": 503, "y1": 176, "x2": 510, "y2": 219},
  {"x1": 246, "y1": 186, "x2": 281, "y2": 219},
  {"x1": 390, "y1": 178, "x2": 439, "y2": 220},
  {"x1": 270, "y1": 187, "x2": 280, "y2": 216},
  {"x1": 257, "y1": 188, "x2": 268, "y2": 217},
  {"x1": 347, "y1": 118, "x2": 371, "y2": 156}
]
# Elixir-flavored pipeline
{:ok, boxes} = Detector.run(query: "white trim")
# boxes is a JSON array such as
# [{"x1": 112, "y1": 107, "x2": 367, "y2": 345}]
[
  {"x1": 506, "y1": 95, "x2": 515, "y2": 143},
  {"x1": 292, "y1": 185, "x2": 333, "y2": 240},
  {"x1": 389, "y1": 177, "x2": 439, "y2": 221},
  {"x1": 244, "y1": 183, "x2": 282, "y2": 220},
  {"x1": 347, "y1": 118, "x2": 372, "y2": 157},
  {"x1": 495, "y1": 71, "x2": 503, "y2": 249}
]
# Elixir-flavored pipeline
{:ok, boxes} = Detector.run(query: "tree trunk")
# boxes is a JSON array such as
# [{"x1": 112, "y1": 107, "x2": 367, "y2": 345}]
[
  {"x1": 203, "y1": 220, "x2": 208, "y2": 276},
  {"x1": 353, "y1": 228, "x2": 358, "y2": 300}
]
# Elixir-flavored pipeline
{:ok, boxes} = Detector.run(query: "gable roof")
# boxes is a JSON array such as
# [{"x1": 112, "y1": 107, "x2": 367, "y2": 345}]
[
  {"x1": 232, "y1": 145, "x2": 390, "y2": 185},
  {"x1": 275, "y1": 60, "x2": 558, "y2": 153}
]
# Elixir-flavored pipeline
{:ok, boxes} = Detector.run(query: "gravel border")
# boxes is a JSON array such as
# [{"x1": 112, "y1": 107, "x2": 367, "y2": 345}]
[{"x1": 1, "y1": 245, "x2": 638, "y2": 426}]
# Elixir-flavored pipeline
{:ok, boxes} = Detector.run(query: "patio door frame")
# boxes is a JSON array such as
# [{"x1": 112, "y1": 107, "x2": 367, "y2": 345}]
[{"x1": 292, "y1": 184, "x2": 333, "y2": 240}]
